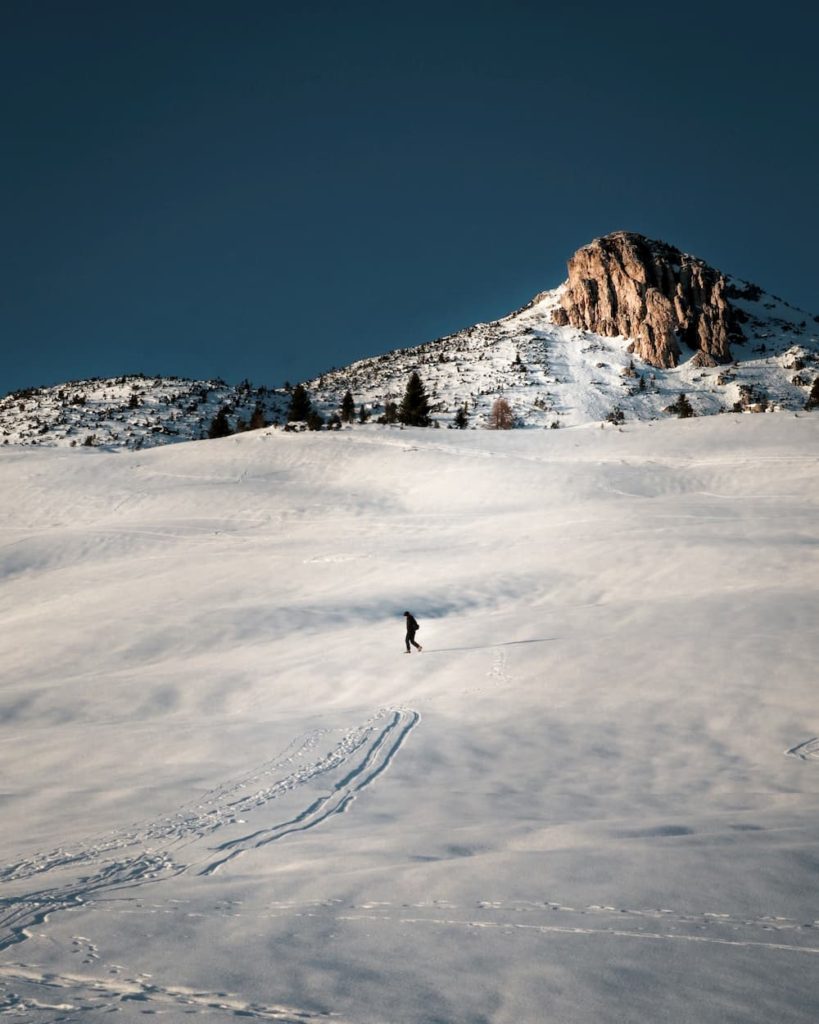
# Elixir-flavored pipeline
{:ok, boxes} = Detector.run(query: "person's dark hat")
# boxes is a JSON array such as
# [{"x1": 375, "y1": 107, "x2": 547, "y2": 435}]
[{"x1": 403, "y1": 611, "x2": 410, "y2": 616}]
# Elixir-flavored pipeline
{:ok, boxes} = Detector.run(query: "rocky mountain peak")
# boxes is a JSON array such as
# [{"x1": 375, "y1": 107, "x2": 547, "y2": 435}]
[
  {"x1": 2, "y1": 232, "x2": 817, "y2": 447},
  {"x1": 552, "y1": 231, "x2": 745, "y2": 368}
]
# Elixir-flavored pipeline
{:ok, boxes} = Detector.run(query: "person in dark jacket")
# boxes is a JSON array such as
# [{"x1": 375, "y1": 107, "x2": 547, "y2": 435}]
[{"x1": 403, "y1": 611, "x2": 422, "y2": 653}]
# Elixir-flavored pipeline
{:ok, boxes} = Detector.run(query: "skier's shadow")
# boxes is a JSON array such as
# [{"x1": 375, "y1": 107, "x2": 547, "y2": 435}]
[{"x1": 426, "y1": 638, "x2": 557, "y2": 654}]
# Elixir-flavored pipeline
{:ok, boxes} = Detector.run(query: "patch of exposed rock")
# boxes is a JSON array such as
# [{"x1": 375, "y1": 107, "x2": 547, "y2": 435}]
[{"x1": 552, "y1": 231, "x2": 745, "y2": 368}]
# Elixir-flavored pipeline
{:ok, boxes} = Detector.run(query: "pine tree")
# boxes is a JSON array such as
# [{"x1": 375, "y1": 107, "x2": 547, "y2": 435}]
[
  {"x1": 306, "y1": 409, "x2": 324, "y2": 431},
  {"x1": 399, "y1": 372, "x2": 431, "y2": 426},
  {"x1": 207, "y1": 407, "x2": 232, "y2": 438},
  {"x1": 287, "y1": 384, "x2": 313, "y2": 422},
  {"x1": 667, "y1": 393, "x2": 695, "y2": 418},
  {"x1": 340, "y1": 390, "x2": 355, "y2": 423},
  {"x1": 454, "y1": 404, "x2": 469, "y2": 429},
  {"x1": 806, "y1": 377, "x2": 819, "y2": 411},
  {"x1": 382, "y1": 400, "x2": 399, "y2": 424},
  {"x1": 249, "y1": 406, "x2": 267, "y2": 431},
  {"x1": 358, "y1": 403, "x2": 371, "y2": 423}
]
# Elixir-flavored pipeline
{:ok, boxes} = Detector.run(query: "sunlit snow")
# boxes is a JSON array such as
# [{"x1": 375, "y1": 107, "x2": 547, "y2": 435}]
[{"x1": 2, "y1": 415, "x2": 819, "y2": 1021}]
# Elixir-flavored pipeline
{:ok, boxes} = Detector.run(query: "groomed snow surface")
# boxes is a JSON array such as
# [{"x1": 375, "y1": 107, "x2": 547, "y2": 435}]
[{"x1": 2, "y1": 415, "x2": 819, "y2": 1022}]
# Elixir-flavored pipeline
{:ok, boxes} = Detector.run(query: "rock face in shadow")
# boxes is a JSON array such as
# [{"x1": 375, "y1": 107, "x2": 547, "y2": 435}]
[{"x1": 552, "y1": 231, "x2": 744, "y2": 368}]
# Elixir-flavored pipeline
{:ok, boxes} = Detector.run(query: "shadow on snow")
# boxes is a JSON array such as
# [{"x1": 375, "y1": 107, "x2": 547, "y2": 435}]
[{"x1": 424, "y1": 637, "x2": 557, "y2": 654}]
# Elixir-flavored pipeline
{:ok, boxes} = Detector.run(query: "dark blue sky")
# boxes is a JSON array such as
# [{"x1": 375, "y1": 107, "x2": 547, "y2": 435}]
[{"x1": 3, "y1": 1, "x2": 818, "y2": 395}]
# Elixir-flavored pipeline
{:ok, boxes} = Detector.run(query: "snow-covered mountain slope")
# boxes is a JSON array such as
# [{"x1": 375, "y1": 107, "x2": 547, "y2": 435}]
[
  {"x1": 0, "y1": 374, "x2": 290, "y2": 449},
  {"x1": 308, "y1": 281, "x2": 819, "y2": 428},
  {"x1": 3, "y1": 242, "x2": 818, "y2": 449},
  {"x1": 2, "y1": 417, "x2": 819, "y2": 1021}
]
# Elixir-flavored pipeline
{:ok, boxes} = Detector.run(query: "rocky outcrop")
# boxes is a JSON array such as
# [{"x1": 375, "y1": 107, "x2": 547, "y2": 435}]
[{"x1": 552, "y1": 231, "x2": 744, "y2": 368}]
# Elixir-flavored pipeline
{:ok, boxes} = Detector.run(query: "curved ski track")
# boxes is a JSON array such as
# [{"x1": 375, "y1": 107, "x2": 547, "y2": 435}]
[
  {"x1": 200, "y1": 707, "x2": 420, "y2": 875},
  {"x1": 786, "y1": 737, "x2": 819, "y2": 761},
  {"x1": 0, "y1": 708, "x2": 419, "y2": 952}
]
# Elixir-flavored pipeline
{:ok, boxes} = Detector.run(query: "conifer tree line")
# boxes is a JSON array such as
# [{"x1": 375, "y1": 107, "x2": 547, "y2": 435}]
[
  {"x1": 207, "y1": 403, "x2": 270, "y2": 438},
  {"x1": 206, "y1": 371, "x2": 440, "y2": 438},
  {"x1": 285, "y1": 373, "x2": 434, "y2": 429}
]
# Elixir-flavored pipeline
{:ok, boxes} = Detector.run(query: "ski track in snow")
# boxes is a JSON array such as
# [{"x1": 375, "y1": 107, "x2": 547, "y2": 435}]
[
  {"x1": 333, "y1": 911, "x2": 819, "y2": 958},
  {"x1": 4, "y1": 893, "x2": 818, "y2": 1020},
  {"x1": 262, "y1": 896, "x2": 819, "y2": 957},
  {"x1": 0, "y1": 708, "x2": 420, "y2": 955},
  {"x1": 200, "y1": 707, "x2": 420, "y2": 875},
  {"x1": 786, "y1": 738, "x2": 819, "y2": 761},
  {"x1": 181, "y1": 894, "x2": 819, "y2": 951}
]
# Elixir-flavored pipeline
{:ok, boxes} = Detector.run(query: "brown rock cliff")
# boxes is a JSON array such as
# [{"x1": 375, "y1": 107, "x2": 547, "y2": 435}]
[{"x1": 552, "y1": 232, "x2": 744, "y2": 367}]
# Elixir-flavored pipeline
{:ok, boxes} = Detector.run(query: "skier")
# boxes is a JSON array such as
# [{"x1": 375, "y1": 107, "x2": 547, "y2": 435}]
[{"x1": 403, "y1": 611, "x2": 422, "y2": 653}]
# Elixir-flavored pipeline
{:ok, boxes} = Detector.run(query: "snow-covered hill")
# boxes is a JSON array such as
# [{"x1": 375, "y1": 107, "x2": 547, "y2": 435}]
[
  {"x1": 3, "y1": 238, "x2": 819, "y2": 449},
  {"x1": 308, "y1": 281, "x2": 819, "y2": 428},
  {"x1": 0, "y1": 374, "x2": 290, "y2": 449},
  {"x1": 2, "y1": 417, "x2": 819, "y2": 1022}
]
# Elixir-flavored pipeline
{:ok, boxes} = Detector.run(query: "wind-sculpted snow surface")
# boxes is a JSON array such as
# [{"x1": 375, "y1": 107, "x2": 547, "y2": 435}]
[{"x1": 2, "y1": 418, "x2": 819, "y2": 1022}]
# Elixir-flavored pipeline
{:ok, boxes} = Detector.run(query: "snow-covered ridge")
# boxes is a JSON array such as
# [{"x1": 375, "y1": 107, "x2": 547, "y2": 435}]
[
  {"x1": 307, "y1": 281, "x2": 819, "y2": 428},
  {"x1": 3, "y1": 272, "x2": 819, "y2": 449},
  {"x1": 0, "y1": 374, "x2": 290, "y2": 450}
]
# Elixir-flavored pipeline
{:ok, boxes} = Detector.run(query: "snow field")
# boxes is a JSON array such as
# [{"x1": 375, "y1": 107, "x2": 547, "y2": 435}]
[{"x1": 1, "y1": 416, "x2": 819, "y2": 1021}]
